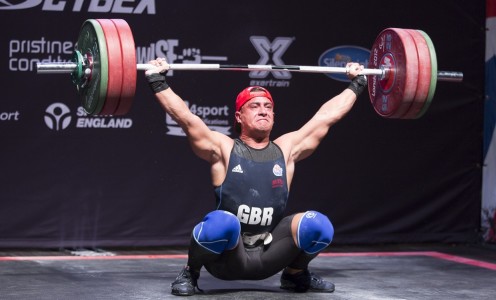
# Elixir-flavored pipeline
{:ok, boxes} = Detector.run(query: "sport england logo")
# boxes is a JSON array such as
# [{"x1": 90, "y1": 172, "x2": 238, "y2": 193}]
[
  {"x1": 0, "y1": 111, "x2": 20, "y2": 122},
  {"x1": 318, "y1": 46, "x2": 370, "y2": 82},
  {"x1": 44, "y1": 102, "x2": 71, "y2": 131},
  {"x1": 44, "y1": 103, "x2": 133, "y2": 131},
  {"x1": 0, "y1": 0, "x2": 156, "y2": 14}
]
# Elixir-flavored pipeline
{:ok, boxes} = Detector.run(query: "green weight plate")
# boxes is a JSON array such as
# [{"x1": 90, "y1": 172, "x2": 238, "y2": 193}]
[
  {"x1": 76, "y1": 19, "x2": 108, "y2": 116},
  {"x1": 401, "y1": 29, "x2": 431, "y2": 119},
  {"x1": 416, "y1": 30, "x2": 437, "y2": 118}
]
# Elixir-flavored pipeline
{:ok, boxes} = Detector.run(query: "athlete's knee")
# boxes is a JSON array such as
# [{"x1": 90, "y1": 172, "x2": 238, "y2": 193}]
[
  {"x1": 192, "y1": 210, "x2": 241, "y2": 254},
  {"x1": 296, "y1": 210, "x2": 334, "y2": 254}
]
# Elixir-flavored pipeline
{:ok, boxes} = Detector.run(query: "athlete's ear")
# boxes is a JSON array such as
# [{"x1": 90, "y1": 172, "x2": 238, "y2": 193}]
[{"x1": 235, "y1": 111, "x2": 242, "y2": 123}]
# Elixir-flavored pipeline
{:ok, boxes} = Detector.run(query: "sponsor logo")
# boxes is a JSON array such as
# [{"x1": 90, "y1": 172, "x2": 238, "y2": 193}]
[
  {"x1": 44, "y1": 102, "x2": 133, "y2": 131},
  {"x1": 75, "y1": 107, "x2": 133, "y2": 129},
  {"x1": 136, "y1": 39, "x2": 232, "y2": 136},
  {"x1": 9, "y1": 37, "x2": 74, "y2": 72},
  {"x1": 318, "y1": 45, "x2": 371, "y2": 82},
  {"x1": 165, "y1": 101, "x2": 231, "y2": 137},
  {"x1": 305, "y1": 211, "x2": 317, "y2": 219},
  {"x1": 272, "y1": 178, "x2": 284, "y2": 188},
  {"x1": 249, "y1": 36, "x2": 294, "y2": 88},
  {"x1": 0, "y1": 0, "x2": 156, "y2": 14},
  {"x1": 0, "y1": 111, "x2": 20, "y2": 121},
  {"x1": 272, "y1": 163, "x2": 283, "y2": 176},
  {"x1": 136, "y1": 36, "x2": 292, "y2": 88},
  {"x1": 0, "y1": 0, "x2": 42, "y2": 9},
  {"x1": 232, "y1": 164, "x2": 243, "y2": 173},
  {"x1": 44, "y1": 102, "x2": 71, "y2": 131},
  {"x1": 136, "y1": 40, "x2": 228, "y2": 75}
]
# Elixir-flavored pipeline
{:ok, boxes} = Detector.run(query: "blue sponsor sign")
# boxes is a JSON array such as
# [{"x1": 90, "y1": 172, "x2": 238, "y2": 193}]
[{"x1": 318, "y1": 46, "x2": 370, "y2": 82}]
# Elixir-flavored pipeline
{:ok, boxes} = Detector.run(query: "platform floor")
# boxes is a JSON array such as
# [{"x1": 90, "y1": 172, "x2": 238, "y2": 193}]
[{"x1": 1, "y1": 243, "x2": 495, "y2": 299}]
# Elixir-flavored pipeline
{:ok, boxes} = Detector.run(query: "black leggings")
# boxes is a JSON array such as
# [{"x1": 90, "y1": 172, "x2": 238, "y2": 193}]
[{"x1": 198, "y1": 214, "x2": 318, "y2": 280}]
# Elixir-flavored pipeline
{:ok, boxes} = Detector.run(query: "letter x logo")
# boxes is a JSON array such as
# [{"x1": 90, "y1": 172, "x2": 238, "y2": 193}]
[{"x1": 249, "y1": 36, "x2": 294, "y2": 79}]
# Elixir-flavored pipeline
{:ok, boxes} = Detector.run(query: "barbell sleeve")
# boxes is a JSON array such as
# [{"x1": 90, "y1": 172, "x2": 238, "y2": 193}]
[
  {"x1": 436, "y1": 71, "x2": 464, "y2": 82},
  {"x1": 37, "y1": 62, "x2": 78, "y2": 74}
]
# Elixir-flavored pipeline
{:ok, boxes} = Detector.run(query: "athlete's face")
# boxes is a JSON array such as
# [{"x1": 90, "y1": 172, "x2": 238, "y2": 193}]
[{"x1": 236, "y1": 97, "x2": 274, "y2": 135}]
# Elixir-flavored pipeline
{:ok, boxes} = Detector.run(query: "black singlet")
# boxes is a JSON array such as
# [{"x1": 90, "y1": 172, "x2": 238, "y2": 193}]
[{"x1": 214, "y1": 139, "x2": 289, "y2": 234}]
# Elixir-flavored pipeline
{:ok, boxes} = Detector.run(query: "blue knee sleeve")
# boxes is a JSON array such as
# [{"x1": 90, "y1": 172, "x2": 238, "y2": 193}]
[
  {"x1": 193, "y1": 210, "x2": 241, "y2": 254},
  {"x1": 296, "y1": 211, "x2": 334, "y2": 254}
]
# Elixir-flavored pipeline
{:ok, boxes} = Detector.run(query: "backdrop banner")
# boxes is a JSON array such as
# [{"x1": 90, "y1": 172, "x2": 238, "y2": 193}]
[
  {"x1": 0, "y1": 0, "x2": 486, "y2": 248},
  {"x1": 482, "y1": 0, "x2": 496, "y2": 243}
]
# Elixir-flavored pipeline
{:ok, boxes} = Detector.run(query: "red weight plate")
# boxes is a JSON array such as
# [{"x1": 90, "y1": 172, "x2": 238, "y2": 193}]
[
  {"x1": 368, "y1": 28, "x2": 419, "y2": 118},
  {"x1": 96, "y1": 19, "x2": 123, "y2": 115},
  {"x1": 111, "y1": 19, "x2": 137, "y2": 116},
  {"x1": 401, "y1": 29, "x2": 431, "y2": 119}
]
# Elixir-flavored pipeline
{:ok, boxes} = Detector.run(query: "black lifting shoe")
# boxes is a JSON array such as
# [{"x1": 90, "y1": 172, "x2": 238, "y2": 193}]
[
  {"x1": 171, "y1": 266, "x2": 201, "y2": 296},
  {"x1": 280, "y1": 269, "x2": 335, "y2": 293}
]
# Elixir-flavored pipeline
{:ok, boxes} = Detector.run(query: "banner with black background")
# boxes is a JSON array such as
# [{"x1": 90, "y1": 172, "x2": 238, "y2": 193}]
[{"x1": 0, "y1": 0, "x2": 485, "y2": 248}]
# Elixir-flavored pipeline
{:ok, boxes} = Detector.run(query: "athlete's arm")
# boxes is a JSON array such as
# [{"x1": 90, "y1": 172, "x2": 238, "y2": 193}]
[
  {"x1": 275, "y1": 63, "x2": 366, "y2": 167},
  {"x1": 145, "y1": 58, "x2": 234, "y2": 168}
]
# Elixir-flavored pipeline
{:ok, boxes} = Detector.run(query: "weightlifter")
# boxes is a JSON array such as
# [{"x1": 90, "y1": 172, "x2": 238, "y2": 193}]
[{"x1": 145, "y1": 58, "x2": 366, "y2": 296}]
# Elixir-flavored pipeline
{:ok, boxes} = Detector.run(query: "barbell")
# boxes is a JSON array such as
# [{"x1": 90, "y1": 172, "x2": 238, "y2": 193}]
[{"x1": 36, "y1": 19, "x2": 463, "y2": 119}]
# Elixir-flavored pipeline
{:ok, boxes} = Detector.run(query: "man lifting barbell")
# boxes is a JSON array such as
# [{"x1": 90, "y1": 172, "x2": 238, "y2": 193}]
[
  {"x1": 34, "y1": 18, "x2": 464, "y2": 295},
  {"x1": 145, "y1": 57, "x2": 367, "y2": 296}
]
